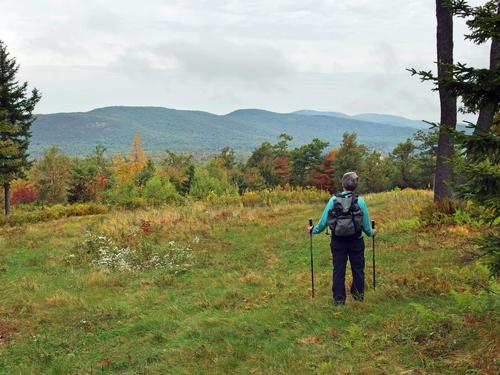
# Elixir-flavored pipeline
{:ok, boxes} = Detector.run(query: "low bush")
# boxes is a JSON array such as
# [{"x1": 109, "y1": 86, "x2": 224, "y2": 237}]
[
  {"x1": 104, "y1": 183, "x2": 147, "y2": 209},
  {"x1": 143, "y1": 176, "x2": 183, "y2": 206},
  {"x1": 418, "y1": 198, "x2": 457, "y2": 226},
  {"x1": 189, "y1": 169, "x2": 238, "y2": 199},
  {"x1": 11, "y1": 186, "x2": 37, "y2": 205},
  {"x1": 0, "y1": 203, "x2": 108, "y2": 226},
  {"x1": 418, "y1": 198, "x2": 491, "y2": 227}
]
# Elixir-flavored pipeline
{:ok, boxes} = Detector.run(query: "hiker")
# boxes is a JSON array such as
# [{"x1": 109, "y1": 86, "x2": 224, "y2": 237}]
[{"x1": 307, "y1": 172, "x2": 376, "y2": 305}]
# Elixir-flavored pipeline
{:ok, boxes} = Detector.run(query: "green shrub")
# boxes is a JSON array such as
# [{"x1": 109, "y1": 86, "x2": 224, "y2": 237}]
[
  {"x1": 189, "y1": 169, "x2": 237, "y2": 199},
  {"x1": 143, "y1": 176, "x2": 182, "y2": 206},
  {"x1": 104, "y1": 183, "x2": 146, "y2": 209}
]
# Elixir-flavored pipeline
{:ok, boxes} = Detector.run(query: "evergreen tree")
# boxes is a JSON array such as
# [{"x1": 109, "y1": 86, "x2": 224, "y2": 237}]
[
  {"x1": 434, "y1": 0, "x2": 457, "y2": 201},
  {"x1": 410, "y1": 1, "x2": 500, "y2": 200},
  {"x1": 410, "y1": 1, "x2": 457, "y2": 201},
  {"x1": 411, "y1": 1, "x2": 499, "y2": 275},
  {"x1": 333, "y1": 132, "x2": 367, "y2": 192},
  {"x1": 0, "y1": 40, "x2": 41, "y2": 214},
  {"x1": 453, "y1": 113, "x2": 500, "y2": 276},
  {"x1": 451, "y1": 0, "x2": 499, "y2": 135}
]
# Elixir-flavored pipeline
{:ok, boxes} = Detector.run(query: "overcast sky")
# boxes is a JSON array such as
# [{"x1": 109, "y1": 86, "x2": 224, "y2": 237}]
[{"x1": 0, "y1": 0, "x2": 490, "y2": 120}]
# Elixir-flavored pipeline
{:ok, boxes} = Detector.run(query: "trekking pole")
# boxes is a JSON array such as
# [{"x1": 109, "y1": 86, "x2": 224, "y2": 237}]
[
  {"x1": 308, "y1": 218, "x2": 315, "y2": 298},
  {"x1": 372, "y1": 220, "x2": 376, "y2": 289}
]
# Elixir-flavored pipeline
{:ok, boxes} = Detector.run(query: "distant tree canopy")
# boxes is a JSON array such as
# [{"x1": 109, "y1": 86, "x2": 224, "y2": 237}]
[{"x1": 3, "y1": 127, "x2": 444, "y2": 215}]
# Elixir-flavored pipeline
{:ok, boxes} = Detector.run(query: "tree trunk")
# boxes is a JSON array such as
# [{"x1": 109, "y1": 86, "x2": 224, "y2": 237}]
[
  {"x1": 4, "y1": 182, "x2": 10, "y2": 215},
  {"x1": 474, "y1": 2, "x2": 500, "y2": 135},
  {"x1": 434, "y1": 0, "x2": 457, "y2": 202}
]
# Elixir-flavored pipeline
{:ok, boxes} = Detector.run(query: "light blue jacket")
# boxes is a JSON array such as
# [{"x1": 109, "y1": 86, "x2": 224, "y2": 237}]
[{"x1": 312, "y1": 191, "x2": 374, "y2": 238}]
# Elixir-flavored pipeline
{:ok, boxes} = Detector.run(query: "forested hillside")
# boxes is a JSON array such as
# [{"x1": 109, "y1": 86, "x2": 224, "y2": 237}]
[{"x1": 31, "y1": 106, "x2": 422, "y2": 156}]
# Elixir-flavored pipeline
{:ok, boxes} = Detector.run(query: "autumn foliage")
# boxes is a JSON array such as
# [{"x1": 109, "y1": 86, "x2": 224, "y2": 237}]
[
  {"x1": 11, "y1": 180, "x2": 37, "y2": 205},
  {"x1": 2, "y1": 130, "x2": 441, "y2": 213}
]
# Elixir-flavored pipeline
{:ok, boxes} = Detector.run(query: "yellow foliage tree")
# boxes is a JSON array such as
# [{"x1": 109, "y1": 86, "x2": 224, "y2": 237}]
[{"x1": 110, "y1": 135, "x2": 147, "y2": 185}]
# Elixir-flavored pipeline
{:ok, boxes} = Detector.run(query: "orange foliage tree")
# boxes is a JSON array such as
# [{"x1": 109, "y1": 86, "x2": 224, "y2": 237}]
[{"x1": 110, "y1": 135, "x2": 147, "y2": 185}]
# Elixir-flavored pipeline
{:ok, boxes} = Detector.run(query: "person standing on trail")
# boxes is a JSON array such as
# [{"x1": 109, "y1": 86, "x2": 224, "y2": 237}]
[{"x1": 307, "y1": 172, "x2": 376, "y2": 305}]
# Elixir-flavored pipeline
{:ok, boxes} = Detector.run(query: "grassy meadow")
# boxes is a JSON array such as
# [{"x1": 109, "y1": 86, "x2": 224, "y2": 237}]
[{"x1": 0, "y1": 189, "x2": 498, "y2": 374}]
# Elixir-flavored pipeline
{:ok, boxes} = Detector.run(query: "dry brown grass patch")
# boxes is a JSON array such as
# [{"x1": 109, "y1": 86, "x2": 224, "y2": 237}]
[
  {"x1": 390, "y1": 271, "x2": 452, "y2": 296},
  {"x1": 84, "y1": 270, "x2": 124, "y2": 288},
  {"x1": 238, "y1": 271, "x2": 264, "y2": 286},
  {"x1": 296, "y1": 335, "x2": 324, "y2": 345},
  {"x1": 0, "y1": 321, "x2": 17, "y2": 343},
  {"x1": 44, "y1": 291, "x2": 80, "y2": 308}
]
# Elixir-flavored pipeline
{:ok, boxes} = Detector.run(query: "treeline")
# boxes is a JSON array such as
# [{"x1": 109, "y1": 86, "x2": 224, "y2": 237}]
[{"x1": 6, "y1": 129, "x2": 437, "y2": 209}]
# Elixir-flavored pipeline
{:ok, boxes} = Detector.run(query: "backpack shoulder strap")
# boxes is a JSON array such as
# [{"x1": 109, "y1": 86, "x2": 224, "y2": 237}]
[{"x1": 350, "y1": 193, "x2": 359, "y2": 204}]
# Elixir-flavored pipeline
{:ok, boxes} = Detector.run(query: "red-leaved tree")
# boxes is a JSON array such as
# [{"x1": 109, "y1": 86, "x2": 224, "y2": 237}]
[{"x1": 309, "y1": 149, "x2": 338, "y2": 193}]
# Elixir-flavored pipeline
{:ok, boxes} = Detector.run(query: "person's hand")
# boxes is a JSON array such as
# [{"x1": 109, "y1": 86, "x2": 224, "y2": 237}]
[
  {"x1": 372, "y1": 228, "x2": 377, "y2": 236},
  {"x1": 307, "y1": 226, "x2": 313, "y2": 234}
]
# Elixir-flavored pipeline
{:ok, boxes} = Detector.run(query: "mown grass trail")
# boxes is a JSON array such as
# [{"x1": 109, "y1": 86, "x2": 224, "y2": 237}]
[{"x1": 0, "y1": 190, "x2": 498, "y2": 374}]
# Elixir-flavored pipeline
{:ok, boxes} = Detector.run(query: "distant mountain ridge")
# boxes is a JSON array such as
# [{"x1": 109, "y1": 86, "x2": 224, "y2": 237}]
[
  {"x1": 30, "y1": 106, "x2": 431, "y2": 157},
  {"x1": 292, "y1": 110, "x2": 429, "y2": 129}
]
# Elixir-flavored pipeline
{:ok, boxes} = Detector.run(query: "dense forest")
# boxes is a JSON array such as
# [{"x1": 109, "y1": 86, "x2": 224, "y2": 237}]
[{"x1": 7, "y1": 129, "x2": 439, "y2": 210}]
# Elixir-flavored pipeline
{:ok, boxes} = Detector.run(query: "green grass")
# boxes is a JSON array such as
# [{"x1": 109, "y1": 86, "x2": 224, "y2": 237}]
[{"x1": 0, "y1": 190, "x2": 498, "y2": 374}]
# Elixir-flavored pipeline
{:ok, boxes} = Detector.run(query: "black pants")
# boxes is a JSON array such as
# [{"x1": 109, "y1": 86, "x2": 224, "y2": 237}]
[{"x1": 330, "y1": 236, "x2": 365, "y2": 304}]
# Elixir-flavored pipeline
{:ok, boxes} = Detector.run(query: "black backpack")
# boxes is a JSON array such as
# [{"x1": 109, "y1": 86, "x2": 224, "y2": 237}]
[{"x1": 327, "y1": 193, "x2": 363, "y2": 238}]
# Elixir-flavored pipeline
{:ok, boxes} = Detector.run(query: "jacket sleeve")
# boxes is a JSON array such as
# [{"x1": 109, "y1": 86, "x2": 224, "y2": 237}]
[
  {"x1": 358, "y1": 197, "x2": 374, "y2": 237},
  {"x1": 312, "y1": 197, "x2": 335, "y2": 234}
]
